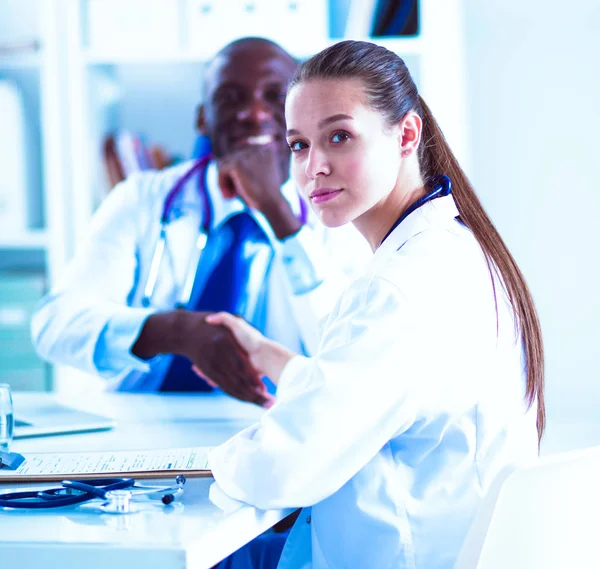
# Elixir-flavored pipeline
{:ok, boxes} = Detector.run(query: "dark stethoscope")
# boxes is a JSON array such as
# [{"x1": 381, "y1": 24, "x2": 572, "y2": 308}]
[
  {"x1": 0, "y1": 475, "x2": 186, "y2": 514},
  {"x1": 141, "y1": 154, "x2": 213, "y2": 308},
  {"x1": 141, "y1": 153, "x2": 309, "y2": 308},
  {"x1": 379, "y1": 174, "x2": 453, "y2": 247}
]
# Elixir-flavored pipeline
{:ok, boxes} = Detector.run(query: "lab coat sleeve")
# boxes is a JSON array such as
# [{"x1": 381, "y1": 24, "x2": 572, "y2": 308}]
[
  {"x1": 279, "y1": 225, "x2": 328, "y2": 296},
  {"x1": 31, "y1": 175, "x2": 157, "y2": 378},
  {"x1": 279, "y1": 211, "x2": 371, "y2": 355},
  {"x1": 208, "y1": 275, "x2": 427, "y2": 511}
]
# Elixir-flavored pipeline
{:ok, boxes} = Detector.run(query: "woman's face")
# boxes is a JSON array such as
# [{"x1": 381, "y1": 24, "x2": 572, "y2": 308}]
[{"x1": 285, "y1": 78, "x2": 403, "y2": 228}]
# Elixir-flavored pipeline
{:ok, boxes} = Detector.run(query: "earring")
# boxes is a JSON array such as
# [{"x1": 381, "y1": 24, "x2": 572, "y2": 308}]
[{"x1": 402, "y1": 150, "x2": 410, "y2": 156}]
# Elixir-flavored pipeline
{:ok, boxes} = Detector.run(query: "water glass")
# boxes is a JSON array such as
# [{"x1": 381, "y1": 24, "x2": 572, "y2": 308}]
[{"x1": 0, "y1": 384, "x2": 14, "y2": 452}]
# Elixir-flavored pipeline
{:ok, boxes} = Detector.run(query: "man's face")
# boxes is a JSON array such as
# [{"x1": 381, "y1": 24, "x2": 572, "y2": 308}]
[{"x1": 200, "y1": 43, "x2": 297, "y2": 180}]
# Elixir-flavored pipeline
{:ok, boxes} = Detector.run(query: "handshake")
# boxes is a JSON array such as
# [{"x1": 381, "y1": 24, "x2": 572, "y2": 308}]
[{"x1": 133, "y1": 310, "x2": 296, "y2": 407}]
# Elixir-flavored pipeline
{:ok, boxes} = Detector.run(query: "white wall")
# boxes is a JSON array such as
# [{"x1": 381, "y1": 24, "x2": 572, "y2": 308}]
[{"x1": 463, "y1": 1, "x2": 600, "y2": 420}]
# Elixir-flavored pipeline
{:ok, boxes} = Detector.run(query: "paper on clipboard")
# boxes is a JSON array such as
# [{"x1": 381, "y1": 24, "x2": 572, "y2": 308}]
[{"x1": 0, "y1": 447, "x2": 212, "y2": 483}]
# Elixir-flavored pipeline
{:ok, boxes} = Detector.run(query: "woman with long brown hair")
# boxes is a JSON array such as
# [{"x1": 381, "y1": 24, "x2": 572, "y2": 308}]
[{"x1": 205, "y1": 40, "x2": 544, "y2": 569}]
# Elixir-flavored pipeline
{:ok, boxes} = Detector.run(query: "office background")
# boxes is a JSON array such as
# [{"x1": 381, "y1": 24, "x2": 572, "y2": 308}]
[{"x1": 0, "y1": 0, "x2": 598, "y2": 437}]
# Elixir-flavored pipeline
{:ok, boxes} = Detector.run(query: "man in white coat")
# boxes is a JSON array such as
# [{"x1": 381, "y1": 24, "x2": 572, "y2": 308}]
[{"x1": 31, "y1": 37, "x2": 367, "y2": 405}]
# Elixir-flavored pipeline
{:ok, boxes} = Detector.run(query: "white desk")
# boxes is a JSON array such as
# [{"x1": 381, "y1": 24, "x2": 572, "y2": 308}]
[{"x1": 1, "y1": 392, "x2": 293, "y2": 569}]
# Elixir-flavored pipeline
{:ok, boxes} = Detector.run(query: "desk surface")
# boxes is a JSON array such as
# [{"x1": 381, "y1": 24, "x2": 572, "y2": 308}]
[
  {"x1": 4, "y1": 393, "x2": 600, "y2": 569},
  {"x1": 1, "y1": 392, "x2": 292, "y2": 569}
]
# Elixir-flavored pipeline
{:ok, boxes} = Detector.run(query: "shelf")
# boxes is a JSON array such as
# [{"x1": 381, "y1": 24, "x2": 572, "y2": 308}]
[
  {"x1": 83, "y1": 50, "x2": 212, "y2": 65},
  {"x1": 0, "y1": 230, "x2": 47, "y2": 249},
  {"x1": 0, "y1": 52, "x2": 41, "y2": 69},
  {"x1": 81, "y1": 36, "x2": 423, "y2": 65},
  {"x1": 330, "y1": 36, "x2": 423, "y2": 54}
]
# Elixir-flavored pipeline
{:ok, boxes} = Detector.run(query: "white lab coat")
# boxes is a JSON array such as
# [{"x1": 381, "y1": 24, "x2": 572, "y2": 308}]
[
  {"x1": 31, "y1": 160, "x2": 369, "y2": 388},
  {"x1": 208, "y1": 195, "x2": 539, "y2": 568}
]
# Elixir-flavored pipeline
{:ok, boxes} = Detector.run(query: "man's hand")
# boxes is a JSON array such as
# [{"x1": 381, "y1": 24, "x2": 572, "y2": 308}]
[
  {"x1": 132, "y1": 311, "x2": 273, "y2": 407},
  {"x1": 180, "y1": 311, "x2": 274, "y2": 407},
  {"x1": 205, "y1": 312, "x2": 296, "y2": 386},
  {"x1": 217, "y1": 146, "x2": 302, "y2": 240}
]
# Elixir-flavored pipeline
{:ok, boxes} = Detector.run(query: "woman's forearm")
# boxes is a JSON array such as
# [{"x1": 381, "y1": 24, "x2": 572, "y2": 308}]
[{"x1": 257, "y1": 339, "x2": 296, "y2": 385}]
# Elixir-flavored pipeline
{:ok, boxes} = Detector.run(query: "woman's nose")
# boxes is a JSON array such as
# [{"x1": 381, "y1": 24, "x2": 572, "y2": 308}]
[{"x1": 305, "y1": 148, "x2": 331, "y2": 179}]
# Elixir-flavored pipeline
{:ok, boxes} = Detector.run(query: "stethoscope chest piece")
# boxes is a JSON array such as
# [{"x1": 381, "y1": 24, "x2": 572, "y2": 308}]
[
  {"x1": 98, "y1": 489, "x2": 137, "y2": 515},
  {"x1": 0, "y1": 476, "x2": 186, "y2": 514}
]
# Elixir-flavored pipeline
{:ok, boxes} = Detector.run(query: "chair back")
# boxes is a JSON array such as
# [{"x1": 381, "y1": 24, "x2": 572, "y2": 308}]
[{"x1": 454, "y1": 446, "x2": 600, "y2": 569}]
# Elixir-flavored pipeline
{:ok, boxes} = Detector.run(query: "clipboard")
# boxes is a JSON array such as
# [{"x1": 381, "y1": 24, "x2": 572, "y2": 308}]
[{"x1": 0, "y1": 446, "x2": 213, "y2": 483}]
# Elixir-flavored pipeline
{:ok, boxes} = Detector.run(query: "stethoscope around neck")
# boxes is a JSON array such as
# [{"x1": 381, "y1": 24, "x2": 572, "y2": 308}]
[
  {"x1": 141, "y1": 154, "x2": 309, "y2": 308},
  {"x1": 141, "y1": 154, "x2": 213, "y2": 308},
  {"x1": 379, "y1": 174, "x2": 453, "y2": 247}
]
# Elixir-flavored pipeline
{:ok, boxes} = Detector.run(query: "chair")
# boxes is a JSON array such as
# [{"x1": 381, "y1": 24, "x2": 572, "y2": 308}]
[{"x1": 454, "y1": 446, "x2": 600, "y2": 569}]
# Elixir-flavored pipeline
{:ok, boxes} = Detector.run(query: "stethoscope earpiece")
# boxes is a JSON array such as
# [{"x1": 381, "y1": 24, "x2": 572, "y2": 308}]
[{"x1": 161, "y1": 493, "x2": 175, "y2": 505}]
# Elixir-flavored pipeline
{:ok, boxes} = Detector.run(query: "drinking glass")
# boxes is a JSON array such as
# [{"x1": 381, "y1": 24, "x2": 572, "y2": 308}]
[{"x1": 0, "y1": 384, "x2": 14, "y2": 452}]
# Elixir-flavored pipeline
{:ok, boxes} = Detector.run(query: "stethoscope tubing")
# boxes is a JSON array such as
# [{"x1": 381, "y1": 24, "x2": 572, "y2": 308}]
[
  {"x1": 140, "y1": 154, "x2": 309, "y2": 309},
  {"x1": 141, "y1": 155, "x2": 213, "y2": 308},
  {"x1": 378, "y1": 174, "x2": 452, "y2": 247},
  {"x1": 0, "y1": 477, "x2": 184, "y2": 510},
  {"x1": 0, "y1": 490, "x2": 90, "y2": 509},
  {"x1": 56, "y1": 478, "x2": 134, "y2": 500}
]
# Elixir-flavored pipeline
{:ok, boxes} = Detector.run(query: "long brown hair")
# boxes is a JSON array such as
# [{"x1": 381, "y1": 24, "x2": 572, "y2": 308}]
[{"x1": 290, "y1": 40, "x2": 545, "y2": 442}]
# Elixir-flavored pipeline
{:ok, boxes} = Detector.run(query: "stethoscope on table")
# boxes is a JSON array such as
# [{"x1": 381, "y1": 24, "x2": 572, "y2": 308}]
[
  {"x1": 0, "y1": 475, "x2": 186, "y2": 514},
  {"x1": 141, "y1": 153, "x2": 309, "y2": 308}
]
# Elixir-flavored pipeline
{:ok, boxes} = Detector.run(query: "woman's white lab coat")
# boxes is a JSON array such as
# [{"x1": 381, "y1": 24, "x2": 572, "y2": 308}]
[
  {"x1": 31, "y1": 160, "x2": 369, "y2": 388},
  {"x1": 208, "y1": 195, "x2": 539, "y2": 569}
]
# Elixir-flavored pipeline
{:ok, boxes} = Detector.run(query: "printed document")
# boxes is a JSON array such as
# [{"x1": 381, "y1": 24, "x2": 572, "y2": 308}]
[{"x1": 0, "y1": 447, "x2": 211, "y2": 481}]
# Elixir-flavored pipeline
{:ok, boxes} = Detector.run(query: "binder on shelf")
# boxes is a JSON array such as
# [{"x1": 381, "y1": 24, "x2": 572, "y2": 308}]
[
  {"x1": 371, "y1": 0, "x2": 420, "y2": 37},
  {"x1": 345, "y1": 0, "x2": 378, "y2": 38},
  {"x1": 345, "y1": 0, "x2": 420, "y2": 39},
  {"x1": 0, "y1": 446, "x2": 212, "y2": 483},
  {"x1": 102, "y1": 131, "x2": 172, "y2": 189}
]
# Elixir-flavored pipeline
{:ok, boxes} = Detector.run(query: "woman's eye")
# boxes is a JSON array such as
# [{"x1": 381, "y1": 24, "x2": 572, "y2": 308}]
[
  {"x1": 288, "y1": 140, "x2": 307, "y2": 152},
  {"x1": 331, "y1": 132, "x2": 350, "y2": 144}
]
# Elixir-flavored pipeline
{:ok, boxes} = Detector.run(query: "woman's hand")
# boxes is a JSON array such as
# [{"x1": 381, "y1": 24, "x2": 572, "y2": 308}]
[{"x1": 205, "y1": 312, "x2": 298, "y2": 386}]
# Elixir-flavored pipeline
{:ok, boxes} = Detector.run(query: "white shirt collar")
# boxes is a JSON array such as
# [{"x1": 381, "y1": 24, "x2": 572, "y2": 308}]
[{"x1": 204, "y1": 159, "x2": 245, "y2": 230}]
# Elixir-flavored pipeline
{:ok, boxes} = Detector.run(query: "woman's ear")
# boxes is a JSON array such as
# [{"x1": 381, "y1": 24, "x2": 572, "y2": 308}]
[
  {"x1": 196, "y1": 105, "x2": 208, "y2": 134},
  {"x1": 399, "y1": 111, "x2": 422, "y2": 158}
]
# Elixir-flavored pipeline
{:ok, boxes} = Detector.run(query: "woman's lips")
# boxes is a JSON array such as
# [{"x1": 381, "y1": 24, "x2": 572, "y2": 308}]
[{"x1": 310, "y1": 189, "x2": 343, "y2": 204}]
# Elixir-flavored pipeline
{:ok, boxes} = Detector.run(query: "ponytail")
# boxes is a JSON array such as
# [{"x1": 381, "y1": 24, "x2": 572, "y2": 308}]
[
  {"x1": 289, "y1": 39, "x2": 545, "y2": 444},
  {"x1": 418, "y1": 95, "x2": 545, "y2": 443}
]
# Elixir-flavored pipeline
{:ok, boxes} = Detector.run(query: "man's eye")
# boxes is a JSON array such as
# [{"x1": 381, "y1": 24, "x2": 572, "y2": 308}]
[
  {"x1": 266, "y1": 90, "x2": 286, "y2": 104},
  {"x1": 214, "y1": 91, "x2": 241, "y2": 105},
  {"x1": 331, "y1": 132, "x2": 350, "y2": 144},
  {"x1": 288, "y1": 140, "x2": 307, "y2": 152}
]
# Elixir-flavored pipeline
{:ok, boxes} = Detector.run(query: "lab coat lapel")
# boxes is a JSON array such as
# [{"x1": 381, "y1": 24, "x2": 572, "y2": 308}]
[
  {"x1": 158, "y1": 174, "x2": 204, "y2": 304},
  {"x1": 373, "y1": 194, "x2": 461, "y2": 262},
  {"x1": 164, "y1": 214, "x2": 200, "y2": 290}
]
